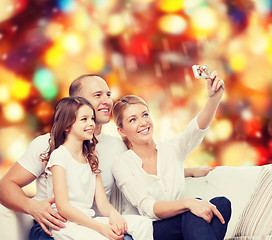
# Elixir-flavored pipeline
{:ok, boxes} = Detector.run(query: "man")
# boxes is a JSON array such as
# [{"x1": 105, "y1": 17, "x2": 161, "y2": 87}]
[{"x1": 0, "y1": 74, "x2": 130, "y2": 240}]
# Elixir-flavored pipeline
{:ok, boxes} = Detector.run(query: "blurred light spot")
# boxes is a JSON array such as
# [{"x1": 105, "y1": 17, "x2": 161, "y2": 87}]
[
  {"x1": 213, "y1": 119, "x2": 233, "y2": 141},
  {"x1": 191, "y1": 7, "x2": 217, "y2": 38},
  {"x1": 73, "y1": 8, "x2": 90, "y2": 31},
  {"x1": 0, "y1": 84, "x2": 10, "y2": 103},
  {"x1": 256, "y1": 147, "x2": 269, "y2": 165},
  {"x1": 45, "y1": 22, "x2": 64, "y2": 40},
  {"x1": 170, "y1": 84, "x2": 184, "y2": 97},
  {"x1": 249, "y1": 33, "x2": 269, "y2": 54},
  {"x1": 158, "y1": 14, "x2": 187, "y2": 35},
  {"x1": 229, "y1": 53, "x2": 247, "y2": 72},
  {"x1": 157, "y1": 0, "x2": 184, "y2": 13},
  {"x1": 11, "y1": 78, "x2": 31, "y2": 100},
  {"x1": 3, "y1": 101, "x2": 25, "y2": 122},
  {"x1": 0, "y1": 0, "x2": 16, "y2": 23},
  {"x1": 239, "y1": 63, "x2": 269, "y2": 91},
  {"x1": 0, "y1": 127, "x2": 31, "y2": 162},
  {"x1": 57, "y1": 0, "x2": 76, "y2": 12},
  {"x1": 85, "y1": 52, "x2": 105, "y2": 72},
  {"x1": 44, "y1": 44, "x2": 65, "y2": 67},
  {"x1": 61, "y1": 33, "x2": 85, "y2": 54},
  {"x1": 33, "y1": 68, "x2": 58, "y2": 100},
  {"x1": 94, "y1": 0, "x2": 113, "y2": 7},
  {"x1": 256, "y1": 0, "x2": 272, "y2": 14},
  {"x1": 108, "y1": 14, "x2": 126, "y2": 36},
  {"x1": 186, "y1": 149, "x2": 216, "y2": 167},
  {"x1": 241, "y1": 109, "x2": 253, "y2": 120},
  {"x1": 35, "y1": 101, "x2": 54, "y2": 124},
  {"x1": 221, "y1": 142, "x2": 257, "y2": 166},
  {"x1": 88, "y1": 24, "x2": 104, "y2": 42},
  {"x1": 184, "y1": 0, "x2": 208, "y2": 15}
]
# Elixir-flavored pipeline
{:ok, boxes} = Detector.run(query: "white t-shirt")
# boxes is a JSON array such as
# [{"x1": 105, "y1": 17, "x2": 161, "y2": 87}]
[
  {"x1": 45, "y1": 145, "x2": 96, "y2": 217},
  {"x1": 17, "y1": 133, "x2": 127, "y2": 203},
  {"x1": 112, "y1": 116, "x2": 209, "y2": 220},
  {"x1": 45, "y1": 145, "x2": 153, "y2": 240}
]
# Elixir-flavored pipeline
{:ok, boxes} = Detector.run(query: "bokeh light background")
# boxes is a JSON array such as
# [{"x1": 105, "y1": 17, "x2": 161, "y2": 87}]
[{"x1": 0, "y1": 0, "x2": 272, "y2": 182}]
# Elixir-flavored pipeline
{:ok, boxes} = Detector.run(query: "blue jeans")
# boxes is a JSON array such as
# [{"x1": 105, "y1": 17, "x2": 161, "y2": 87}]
[
  {"x1": 29, "y1": 220, "x2": 134, "y2": 240},
  {"x1": 153, "y1": 197, "x2": 231, "y2": 240},
  {"x1": 29, "y1": 220, "x2": 53, "y2": 240}
]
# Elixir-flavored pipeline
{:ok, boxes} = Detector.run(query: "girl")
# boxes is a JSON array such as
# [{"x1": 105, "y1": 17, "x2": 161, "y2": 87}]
[
  {"x1": 112, "y1": 71, "x2": 232, "y2": 240},
  {"x1": 41, "y1": 96, "x2": 152, "y2": 240}
]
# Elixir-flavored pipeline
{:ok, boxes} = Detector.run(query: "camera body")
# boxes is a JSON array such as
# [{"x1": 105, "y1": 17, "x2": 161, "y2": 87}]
[{"x1": 192, "y1": 65, "x2": 211, "y2": 79}]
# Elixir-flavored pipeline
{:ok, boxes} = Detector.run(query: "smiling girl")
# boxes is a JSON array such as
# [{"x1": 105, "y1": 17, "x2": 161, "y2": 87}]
[{"x1": 41, "y1": 96, "x2": 152, "y2": 240}]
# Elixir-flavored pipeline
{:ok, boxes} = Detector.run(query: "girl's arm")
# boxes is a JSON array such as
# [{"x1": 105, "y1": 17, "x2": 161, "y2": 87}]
[
  {"x1": 50, "y1": 166, "x2": 123, "y2": 240},
  {"x1": 197, "y1": 71, "x2": 224, "y2": 130},
  {"x1": 94, "y1": 174, "x2": 127, "y2": 235}
]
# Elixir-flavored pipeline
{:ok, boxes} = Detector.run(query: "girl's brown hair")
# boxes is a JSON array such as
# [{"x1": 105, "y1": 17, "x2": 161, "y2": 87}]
[
  {"x1": 40, "y1": 96, "x2": 100, "y2": 173},
  {"x1": 112, "y1": 95, "x2": 148, "y2": 149}
]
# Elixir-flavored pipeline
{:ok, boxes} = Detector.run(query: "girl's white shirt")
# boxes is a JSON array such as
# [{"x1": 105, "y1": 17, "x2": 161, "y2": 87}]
[
  {"x1": 17, "y1": 133, "x2": 127, "y2": 208},
  {"x1": 112, "y1": 116, "x2": 210, "y2": 220},
  {"x1": 45, "y1": 145, "x2": 96, "y2": 216}
]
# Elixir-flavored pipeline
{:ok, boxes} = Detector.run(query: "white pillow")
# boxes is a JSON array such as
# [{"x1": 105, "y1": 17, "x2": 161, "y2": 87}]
[
  {"x1": 230, "y1": 166, "x2": 272, "y2": 239},
  {"x1": 204, "y1": 166, "x2": 263, "y2": 238}
]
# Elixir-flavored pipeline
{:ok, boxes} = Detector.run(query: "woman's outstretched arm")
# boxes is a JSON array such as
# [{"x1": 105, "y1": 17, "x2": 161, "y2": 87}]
[{"x1": 197, "y1": 71, "x2": 225, "y2": 130}]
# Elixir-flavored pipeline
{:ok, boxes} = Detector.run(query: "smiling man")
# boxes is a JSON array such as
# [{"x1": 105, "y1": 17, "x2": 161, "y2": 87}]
[{"x1": 0, "y1": 74, "x2": 129, "y2": 240}]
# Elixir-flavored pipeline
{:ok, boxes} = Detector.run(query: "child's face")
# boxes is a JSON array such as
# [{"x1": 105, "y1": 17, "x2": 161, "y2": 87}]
[{"x1": 69, "y1": 105, "x2": 95, "y2": 141}]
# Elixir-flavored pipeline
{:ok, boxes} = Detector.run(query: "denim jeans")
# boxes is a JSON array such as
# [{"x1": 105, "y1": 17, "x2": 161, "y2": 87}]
[
  {"x1": 29, "y1": 220, "x2": 53, "y2": 240},
  {"x1": 153, "y1": 197, "x2": 231, "y2": 240},
  {"x1": 29, "y1": 220, "x2": 134, "y2": 240}
]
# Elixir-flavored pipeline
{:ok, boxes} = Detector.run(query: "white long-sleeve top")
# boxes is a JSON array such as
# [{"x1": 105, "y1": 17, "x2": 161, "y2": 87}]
[{"x1": 112, "y1": 116, "x2": 209, "y2": 220}]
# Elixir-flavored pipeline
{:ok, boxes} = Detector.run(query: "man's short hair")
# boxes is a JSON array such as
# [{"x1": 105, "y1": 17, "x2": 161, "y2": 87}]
[{"x1": 69, "y1": 74, "x2": 102, "y2": 97}]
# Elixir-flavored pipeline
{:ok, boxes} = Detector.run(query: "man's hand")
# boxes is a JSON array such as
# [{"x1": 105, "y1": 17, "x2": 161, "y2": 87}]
[
  {"x1": 192, "y1": 166, "x2": 214, "y2": 177},
  {"x1": 29, "y1": 198, "x2": 66, "y2": 236},
  {"x1": 185, "y1": 166, "x2": 214, "y2": 178}
]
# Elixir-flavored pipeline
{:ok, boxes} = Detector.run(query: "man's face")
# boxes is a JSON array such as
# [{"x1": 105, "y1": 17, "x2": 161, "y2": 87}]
[{"x1": 79, "y1": 76, "x2": 113, "y2": 126}]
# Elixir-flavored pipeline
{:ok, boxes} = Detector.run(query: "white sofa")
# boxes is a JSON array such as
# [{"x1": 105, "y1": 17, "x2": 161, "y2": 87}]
[{"x1": 1, "y1": 164, "x2": 271, "y2": 240}]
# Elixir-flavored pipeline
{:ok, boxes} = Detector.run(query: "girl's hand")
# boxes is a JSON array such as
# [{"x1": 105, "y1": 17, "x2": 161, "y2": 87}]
[
  {"x1": 188, "y1": 199, "x2": 225, "y2": 224},
  {"x1": 206, "y1": 71, "x2": 224, "y2": 100},
  {"x1": 109, "y1": 210, "x2": 127, "y2": 236},
  {"x1": 99, "y1": 223, "x2": 124, "y2": 240},
  {"x1": 192, "y1": 166, "x2": 214, "y2": 177}
]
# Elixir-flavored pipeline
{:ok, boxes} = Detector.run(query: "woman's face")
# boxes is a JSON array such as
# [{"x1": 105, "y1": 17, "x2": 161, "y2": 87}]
[{"x1": 118, "y1": 103, "x2": 154, "y2": 146}]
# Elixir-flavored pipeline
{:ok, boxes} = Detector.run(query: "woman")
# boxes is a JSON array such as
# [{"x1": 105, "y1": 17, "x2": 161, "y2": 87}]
[{"x1": 112, "y1": 71, "x2": 231, "y2": 240}]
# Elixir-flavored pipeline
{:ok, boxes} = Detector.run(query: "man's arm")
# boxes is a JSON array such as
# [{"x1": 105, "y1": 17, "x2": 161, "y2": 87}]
[
  {"x1": 0, "y1": 162, "x2": 66, "y2": 236},
  {"x1": 184, "y1": 167, "x2": 214, "y2": 177}
]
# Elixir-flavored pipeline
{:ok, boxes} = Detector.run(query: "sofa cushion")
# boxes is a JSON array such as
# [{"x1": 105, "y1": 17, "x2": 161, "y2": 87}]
[
  {"x1": 0, "y1": 204, "x2": 33, "y2": 240},
  {"x1": 184, "y1": 166, "x2": 263, "y2": 238},
  {"x1": 230, "y1": 166, "x2": 272, "y2": 239}
]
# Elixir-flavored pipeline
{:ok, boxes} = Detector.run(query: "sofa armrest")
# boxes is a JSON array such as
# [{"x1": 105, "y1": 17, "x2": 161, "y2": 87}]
[{"x1": 0, "y1": 204, "x2": 33, "y2": 240}]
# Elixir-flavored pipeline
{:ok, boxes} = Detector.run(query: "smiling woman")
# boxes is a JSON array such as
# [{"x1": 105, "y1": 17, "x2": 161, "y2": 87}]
[{"x1": 112, "y1": 70, "x2": 232, "y2": 240}]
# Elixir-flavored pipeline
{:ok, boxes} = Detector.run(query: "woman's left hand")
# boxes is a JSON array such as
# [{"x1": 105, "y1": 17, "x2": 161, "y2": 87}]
[
  {"x1": 109, "y1": 210, "x2": 127, "y2": 236},
  {"x1": 206, "y1": 71, "x2": 224, "y2": 100}
]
